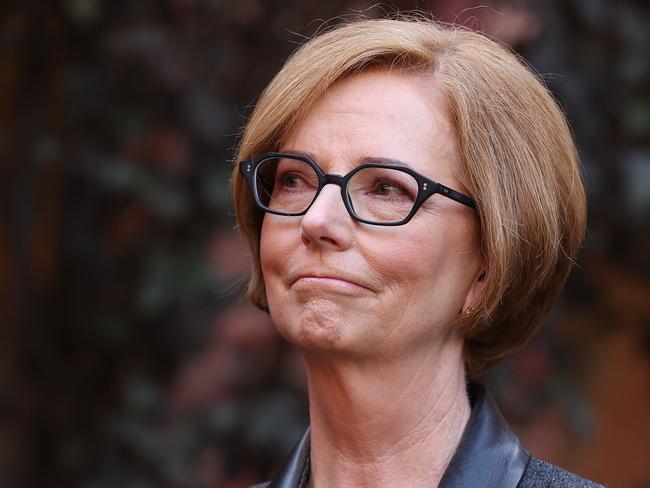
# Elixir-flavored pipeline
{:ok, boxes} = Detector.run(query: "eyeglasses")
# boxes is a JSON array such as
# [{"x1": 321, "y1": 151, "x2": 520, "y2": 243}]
[{"x1": 239, "y1": 153, "x2": 477, "y2": 226}]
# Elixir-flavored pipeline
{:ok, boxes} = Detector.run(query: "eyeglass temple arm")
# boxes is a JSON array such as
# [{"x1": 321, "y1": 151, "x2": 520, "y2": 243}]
[{"x1": 435, "y1": 183, "x2": 477, "y2": 209}]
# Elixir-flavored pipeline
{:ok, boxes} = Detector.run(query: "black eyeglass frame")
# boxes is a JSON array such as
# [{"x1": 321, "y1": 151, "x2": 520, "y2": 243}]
[{"x1": 239, "y1": 152, "x2": 477, "y2": 226}]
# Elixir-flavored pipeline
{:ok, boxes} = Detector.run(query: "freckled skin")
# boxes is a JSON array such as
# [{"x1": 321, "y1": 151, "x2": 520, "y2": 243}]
[{"x1": 260, "y1": 70, "x2": 485, "y2": 362}]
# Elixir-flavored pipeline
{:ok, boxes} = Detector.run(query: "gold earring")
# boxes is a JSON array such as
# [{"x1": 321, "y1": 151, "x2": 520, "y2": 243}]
[{"x1": 464, "y1": 307, "x2": 473, "y2": 315}]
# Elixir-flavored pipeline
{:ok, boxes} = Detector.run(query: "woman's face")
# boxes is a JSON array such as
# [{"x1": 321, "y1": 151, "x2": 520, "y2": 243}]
[{"x1": 260, "y1": 70, "x2": 484, "y2": 360}]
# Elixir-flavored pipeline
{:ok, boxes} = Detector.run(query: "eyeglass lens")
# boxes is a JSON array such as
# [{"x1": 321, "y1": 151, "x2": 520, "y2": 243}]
[{"x1": 255, "y1": 156, "x2": 419, "y2": 224}]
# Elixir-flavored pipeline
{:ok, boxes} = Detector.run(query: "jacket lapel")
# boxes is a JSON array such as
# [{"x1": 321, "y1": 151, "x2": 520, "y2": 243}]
[
  {"x1": 264, "y1": 383, "x2": 530, "y2": 488},
  {"x1": 268, "y1": 427, "x2": 311, "y2": 488},
  {"x1": 438, "y1": 383, "x2": 530, "y2": 487}
]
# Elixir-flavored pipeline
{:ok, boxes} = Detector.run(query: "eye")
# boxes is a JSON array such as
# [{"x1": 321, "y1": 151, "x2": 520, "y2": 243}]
[
  {"x1": 369, "y1": 178, "x2": 415, "y2": 201},
  {"x1": 375, "y1": 180, "x2": 406, "y2": 197},
  {"x1": 277, "y1": 171, "x2": 307, "y2": 189},
  {"x1": 347, "y1": 166, "x2": 418, "y2": 206},
  {"x1": 278, "y1": 173, "x2": 300, "y2": 188}
]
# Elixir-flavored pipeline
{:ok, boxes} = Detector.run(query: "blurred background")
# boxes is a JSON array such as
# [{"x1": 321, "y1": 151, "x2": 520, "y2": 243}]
[{"x1": 1, "y1": 0, "x2": 648, "y2": 487}]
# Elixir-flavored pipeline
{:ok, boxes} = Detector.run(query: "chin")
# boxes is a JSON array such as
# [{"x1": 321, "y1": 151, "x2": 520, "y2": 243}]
[{"x1": 270, "y1": 297, "x2": 353, "y2": 353}]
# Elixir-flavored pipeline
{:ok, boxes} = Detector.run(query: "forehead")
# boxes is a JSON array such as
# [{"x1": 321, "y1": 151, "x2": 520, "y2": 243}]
[{"x1": 280, "y1": 69, "x2": 461, "y2": 180}]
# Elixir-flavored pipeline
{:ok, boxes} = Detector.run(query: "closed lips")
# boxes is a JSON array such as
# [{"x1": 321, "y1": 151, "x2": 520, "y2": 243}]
[{"x1": 293, "y1": 274, "x2": 372, "y2": 291}]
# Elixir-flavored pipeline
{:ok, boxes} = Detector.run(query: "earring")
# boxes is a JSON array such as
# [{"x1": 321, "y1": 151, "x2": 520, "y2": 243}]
[{"x1": 464, "y1": 307, "x2": 473, "y2": 315}]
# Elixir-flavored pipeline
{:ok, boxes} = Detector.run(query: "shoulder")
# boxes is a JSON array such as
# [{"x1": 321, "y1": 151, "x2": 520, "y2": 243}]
[{"x1": 518, "y1": 457, "x2": 605, "y2": 488}]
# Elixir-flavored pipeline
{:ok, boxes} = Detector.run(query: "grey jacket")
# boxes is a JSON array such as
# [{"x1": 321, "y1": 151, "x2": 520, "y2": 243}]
[{"x1": 251, "y1": 383, "x2": 604, "y2": 488}]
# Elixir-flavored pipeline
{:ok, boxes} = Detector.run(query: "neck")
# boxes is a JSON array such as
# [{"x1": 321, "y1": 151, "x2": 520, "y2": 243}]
[{"x1": 304, "y1": 337, "x2": 470, "y2": 488}]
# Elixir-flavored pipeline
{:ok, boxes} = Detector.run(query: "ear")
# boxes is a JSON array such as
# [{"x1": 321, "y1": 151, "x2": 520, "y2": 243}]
[{"x1": 461, "y1": 266, "x2": 486, "y2": 313}]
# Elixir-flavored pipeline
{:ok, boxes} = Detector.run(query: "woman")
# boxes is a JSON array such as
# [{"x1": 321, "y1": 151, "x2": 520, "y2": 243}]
[{"x1": 232, "y1": 18, "x2": 602, "y2": 488}]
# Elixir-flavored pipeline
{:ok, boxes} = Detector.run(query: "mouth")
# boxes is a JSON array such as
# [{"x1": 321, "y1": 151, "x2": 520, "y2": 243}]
[{"x1": 292, "y1": 273, "x2": 373, "y2": 293}]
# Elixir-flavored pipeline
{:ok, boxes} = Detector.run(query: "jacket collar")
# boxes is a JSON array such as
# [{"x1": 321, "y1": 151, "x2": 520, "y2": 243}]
[
  {"x1": 268, "y1": 383, "x2": 530, "y2": 488},
  {"x1": 268, "y1": 427, "x2": 311, "y2": 488},
  {"x1": 438, "y1": 383, "x2": 530, "y2": 487}
]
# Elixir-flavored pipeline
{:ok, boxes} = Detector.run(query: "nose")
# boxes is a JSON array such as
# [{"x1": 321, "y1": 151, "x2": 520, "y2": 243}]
[{"x1": 300, "y1": 184, "x2": 354, "y2": 250}]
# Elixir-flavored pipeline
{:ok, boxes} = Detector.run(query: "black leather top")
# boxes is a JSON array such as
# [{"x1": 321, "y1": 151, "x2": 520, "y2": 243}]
[
  {"x1": 255, "y1": 383, "x2": 532, "y2": 488},
  {"x1": 437, "y1": 383, "x2": 530, "y2": 487}
]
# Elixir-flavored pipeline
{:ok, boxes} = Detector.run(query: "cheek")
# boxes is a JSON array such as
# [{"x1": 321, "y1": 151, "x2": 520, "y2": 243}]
[
  {"x1": 259, "y1": 220, "x2": 284, "y2": 306},
  {"x1": 260, "y1": 217, "x2": 288, "y2": 277},
  {"x1": 259, "y1": 216, "x2": 301, "y2": 309},
  {"x1": 368, "y1": 230, "x2": 445, "y2": 282},
  {"x1": 259, "y1": 219, "x2": 273, "y2": 275},
  {"x1": 367, "y1": 221, "x2": 479, "y2": 299}
]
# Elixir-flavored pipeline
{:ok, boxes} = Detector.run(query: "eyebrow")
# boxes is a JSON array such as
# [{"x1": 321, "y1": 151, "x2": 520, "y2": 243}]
[
  {"x1": 281, "y1": 150, "x2": 415, "y2": 171},
  {"x1": 358, "y1": 156, "x2": 413, "y2": 169}
]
